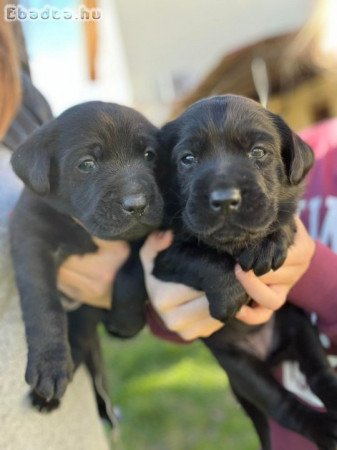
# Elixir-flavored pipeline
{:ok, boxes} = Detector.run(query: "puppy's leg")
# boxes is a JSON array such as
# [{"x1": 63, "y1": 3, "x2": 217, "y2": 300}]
[
  {"x1": 237, "y1": 222, "x2": 296, "y2": 276},
  {"x1": 84, "y1": 332, "x2": 118, "y2": 428},
  {"x1": 281, "y1": 306, "x2": 337, "y2": 413},
  {"x1": 67, "y1": 306, "x2": 117, "y2": 426},
  {"x1": 153, "y1": 241, "x2": 247, "y2": 322},
  {"x1": 105, "y1": 242, "x2": 147, "y2": 338},
  {"x1": 11, "y1": 238, "x2": 73, "y2": 401},
  {"x1": 230, "y1": 384, "x2": 271, "y2": 450},
  {"x1": 67, "y1": 305, "x2": 104, "y2": 369},
  {"x1": 204, "y1": 336, "x2": 337, "y2": 450}
]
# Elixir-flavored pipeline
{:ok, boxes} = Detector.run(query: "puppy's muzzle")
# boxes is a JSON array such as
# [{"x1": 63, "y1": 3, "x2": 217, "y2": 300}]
[{"x1": 209, "y1": 188, "x2": 242, "y2": 214}]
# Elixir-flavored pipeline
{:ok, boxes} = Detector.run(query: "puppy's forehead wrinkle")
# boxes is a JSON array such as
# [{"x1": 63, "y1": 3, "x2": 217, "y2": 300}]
[
  {"x1": 57, "y1": 101, "x2": 156, "y2": 155},
  {"x1": 180, "y1": 99, "x2": 277, "y2": 154},
  {"x1": 204, "y1": 100, "x2": 228, "y2": 138}
]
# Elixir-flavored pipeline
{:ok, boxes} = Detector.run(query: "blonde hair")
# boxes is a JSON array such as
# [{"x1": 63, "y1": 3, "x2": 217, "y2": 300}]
[{"x1": 0, "y1": 2, "x2": 21, "y2": 138}]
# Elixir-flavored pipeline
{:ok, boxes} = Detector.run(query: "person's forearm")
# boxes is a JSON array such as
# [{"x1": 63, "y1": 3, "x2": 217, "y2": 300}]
[{"x1": 289, "y1": 241, "x2": 337, "y2": 340}]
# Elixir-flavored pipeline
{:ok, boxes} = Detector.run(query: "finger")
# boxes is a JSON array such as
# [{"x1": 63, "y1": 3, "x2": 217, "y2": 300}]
[
  {"x1": 139, "y1": 231, "x2": 173, "y2": 273},
  {"x1": 56, "y1": 282, "x2": 82, "y2": 303},
  {"x1": 58, "y1": 279, "x2": 111, "y2": 308},
  {"x1": 235, "y1": 266, "x2": 287, "y2": 310},
  {"x1": 282, "y1": 217, "x2": 312, "y2": 264},
  {"x1": 258, "y1": 265, "x2": 300, "y2": 285},
  {"x1": 149, "y1": 282, "x2": 203, "y2": 313},
  {"x1": 60, "y1": 249, "x2": 127, "y2": 282},
  {"x1": 59, "y1": 257, "x2": 114, "y2": 283},
  {"x1": 92, "y1": 238, "x2": 130, "y2": 254},
  {"x1": 162, "y1": 295, "x2": 220, "y2": 331},
  {"x1": 178, "y1": 317, "x2": 224, "y2": 341},
  {"x1": 57, "y1": 267, "x2": 111, "y2": 304},
  {"x1": 294, "y1": 215, "x2": 305, "y2": 233},
  {"x1": 235, "y1": 304, "x2": 273, "y2": 325}
]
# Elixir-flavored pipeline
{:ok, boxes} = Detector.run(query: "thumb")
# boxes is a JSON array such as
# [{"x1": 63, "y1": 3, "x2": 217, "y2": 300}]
[{"x1": 140, "y1": 231, "x2": 173, "y2": 273}]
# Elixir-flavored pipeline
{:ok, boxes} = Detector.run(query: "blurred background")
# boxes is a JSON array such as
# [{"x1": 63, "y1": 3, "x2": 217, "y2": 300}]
[
  {"x1": 22, "y1": 0, "x2": 337, "y2": 128},
  {"x1": 8, "y1": 0, "x2": 337, "y2": 448}
]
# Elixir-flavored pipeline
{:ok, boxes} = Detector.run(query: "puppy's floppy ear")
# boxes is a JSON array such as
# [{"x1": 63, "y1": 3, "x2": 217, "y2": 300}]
[
  {"x1": 269, "y1": 112, "x2": 314, "y2": 185},
  {"x1": 11, "y1": 120, "x2": 57, "y2": 195}
]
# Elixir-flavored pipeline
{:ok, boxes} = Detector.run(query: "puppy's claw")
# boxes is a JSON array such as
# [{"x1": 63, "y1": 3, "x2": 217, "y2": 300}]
[
  {"x1": 253, "y1": 261, "x2": 272, "y2": 277},
  {"x1": 30, "y1": 390, "x2": 60, "y2": 413},
  {"x1": 236, "y1": 250, "x2": 256, "y2": 272},
  {"x1": 271, "y1": 251, "x2": 287, "y2": 272},
  {"x1": 237, "y1": 236, "x2": 288, "y2": 276}
]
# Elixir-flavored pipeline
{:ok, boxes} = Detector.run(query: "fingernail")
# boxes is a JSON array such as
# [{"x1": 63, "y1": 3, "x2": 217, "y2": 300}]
[
  {"x1": 156, "y1": 230, "x2": 174, "y2": 241},
  {"x1": 152, "y1": 231, "x2": 165, "y2": 241},
  {"x1": 235, "y1": 308, "x2": 244, "y2": 318}
]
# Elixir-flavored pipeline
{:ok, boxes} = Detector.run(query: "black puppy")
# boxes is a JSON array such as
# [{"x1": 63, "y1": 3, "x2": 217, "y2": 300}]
[
  {"x1": 10, "y1": 101, "x2": 163, "y2": 404},
  {"x1": 155, "y1": 95, "x2": 337, "y2": 449}
]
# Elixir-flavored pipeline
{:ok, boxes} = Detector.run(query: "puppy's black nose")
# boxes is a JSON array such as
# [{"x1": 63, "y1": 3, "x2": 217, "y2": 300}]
[
  {"x1": 121, "y1": 194, "x2": 148, "y2": 215},
  {"x1": 209, "y1": 188, "x2": 241, "y2": 213}
]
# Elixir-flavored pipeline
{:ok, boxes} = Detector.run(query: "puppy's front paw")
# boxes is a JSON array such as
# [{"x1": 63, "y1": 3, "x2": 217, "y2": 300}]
[
  {"x1": 26, "y1": 345, "x2": 74, "y2": 401},
  {"x1": 237, "y1": 234, "x2": 288, "y2": 276}
]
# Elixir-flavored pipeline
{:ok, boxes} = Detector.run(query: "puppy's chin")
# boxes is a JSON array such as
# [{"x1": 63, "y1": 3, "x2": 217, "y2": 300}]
[
  {"x1": 81, "y1": 215, "x2": 161, "y2": 241},
  {"x1": 109, "y1": 223, "x2": 157, "y2": 241},
  {"x1": 77, "y1": 203, "x2": 163, "y2": 241},
  {"x1": 182, "y1": 210, "x2": 272, "y2": 250},
  {"x1": 199, "y1": 229, "x2": 264, "y2": 251},
  {"x1": 87, "y1": 221, "x2": 158, "y2": 241}
]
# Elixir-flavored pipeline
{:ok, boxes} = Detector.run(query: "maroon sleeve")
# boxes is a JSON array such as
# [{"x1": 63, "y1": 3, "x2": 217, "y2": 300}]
[
  {"x1": 269, "y1": 421, "x2": 318, "y2": 450},
  {"x1": 147, "y1": 241, "x2": 337, "y2": 345},
  {"x1": 289, "y1": 241, "x2": 337, "y2": 344}
]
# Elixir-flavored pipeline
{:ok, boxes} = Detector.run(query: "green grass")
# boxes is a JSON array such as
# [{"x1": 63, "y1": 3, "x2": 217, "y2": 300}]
[{"x1": 101, "y1": 327, "x2": 258, "y2": 450}]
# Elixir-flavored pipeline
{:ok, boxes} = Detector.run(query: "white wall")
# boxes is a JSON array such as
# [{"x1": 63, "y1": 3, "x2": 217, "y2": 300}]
[{"x1": 114, "y1": 0, "x2": 314, "y2": 121}]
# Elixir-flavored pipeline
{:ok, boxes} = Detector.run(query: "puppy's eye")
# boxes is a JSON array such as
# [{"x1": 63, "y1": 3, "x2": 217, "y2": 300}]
[
  {"x1": 144, "y1": 148, "x2": 156, "y2": 162},
  {"x1": 249, "y1": 147, "x2": 266, "y2": 159},
  {"x1": 77, "y1": 158, "x2": 97, "y2": 173},
  {"x1": 181, "y1": 153, "x2": 196, "y2": 166}
]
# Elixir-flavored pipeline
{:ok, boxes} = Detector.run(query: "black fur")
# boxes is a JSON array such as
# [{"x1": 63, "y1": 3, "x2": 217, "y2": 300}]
[
  {"x1": 156, "y1": 95, "x2": 313, "y2": 321},
  {"x1": 154, "y1": 95, "x2": 337, "y2": 449},
  {"x1": 10, "y1": 101, "x2": 164, "y2": 404}
]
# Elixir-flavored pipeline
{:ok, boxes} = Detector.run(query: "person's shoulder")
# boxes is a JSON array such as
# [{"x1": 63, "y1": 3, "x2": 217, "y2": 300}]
[{"x1": 299, "y1": 118, "x2": 337, "y2": 158}]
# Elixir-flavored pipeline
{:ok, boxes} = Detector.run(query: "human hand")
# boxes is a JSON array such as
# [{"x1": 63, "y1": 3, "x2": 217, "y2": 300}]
[
  {"x1": 57, "y1": 238, "x2": 130, "y2": 308},
  {"x1": 235, "y1": 217, "x2": 316, "y2": 324},
  {"x1": 140, "y1": 218, "x2": 315, "y2": 338},
  {"x1": 140, "y1": 232, "x2": 223, "y2": 340}
]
